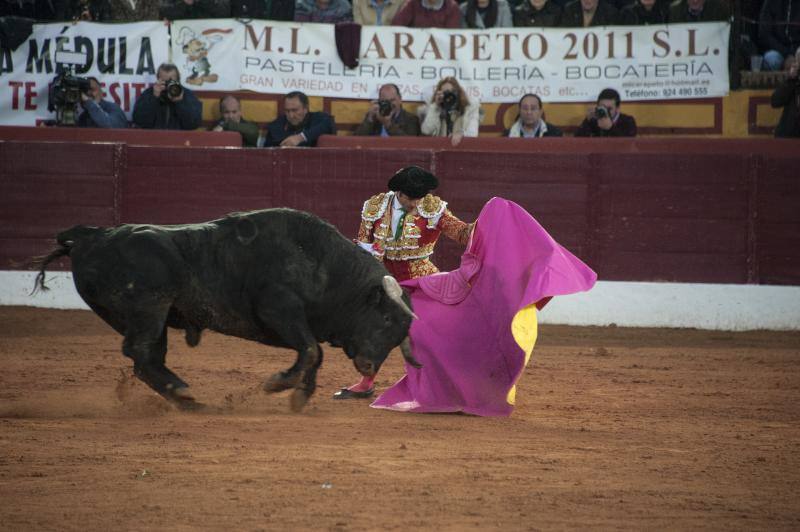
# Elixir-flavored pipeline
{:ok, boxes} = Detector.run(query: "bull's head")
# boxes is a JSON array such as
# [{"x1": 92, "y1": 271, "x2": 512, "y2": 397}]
[{"x1": 345, "y1": 276, "x2": 422, "y2": 377}]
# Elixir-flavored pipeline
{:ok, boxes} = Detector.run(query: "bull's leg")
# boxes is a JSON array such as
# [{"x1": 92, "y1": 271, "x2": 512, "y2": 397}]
[
  {"x1": 255, "y1": 294, "x2": 321, "y2": 411},
  {"x1": 122, "y1": 305, "x2": 198, "y2": 409},
  {"x1": 262, "y1": 357, "x2": 303, "y2": 393},
  {"x1": 290, "y1": 345, "x2": 324, "y2": 412}
]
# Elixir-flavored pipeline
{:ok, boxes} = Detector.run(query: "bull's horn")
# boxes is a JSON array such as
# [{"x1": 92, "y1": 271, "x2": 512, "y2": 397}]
[
  {"x1": 400, "y1": 337, "x2": 422, "y2": 369},
  {"x1": 382, "y1": 275, "x2": 418, "y2": 319}
]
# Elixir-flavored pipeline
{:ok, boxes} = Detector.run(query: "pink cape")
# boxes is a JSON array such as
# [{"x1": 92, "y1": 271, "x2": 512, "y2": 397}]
[{"x1": 370, "y1": 197, "x2": 597, "y2": 416}]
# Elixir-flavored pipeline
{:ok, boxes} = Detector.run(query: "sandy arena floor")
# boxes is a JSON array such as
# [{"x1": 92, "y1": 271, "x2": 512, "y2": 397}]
[{"x1": 1, "y1": 306, "x2": 799, "y2": 530}]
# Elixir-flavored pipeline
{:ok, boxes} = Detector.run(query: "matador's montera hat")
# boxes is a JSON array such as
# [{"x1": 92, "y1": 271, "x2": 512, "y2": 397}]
[{"x1": 387, "y1": 166, "x2": 439, "y2": 199}]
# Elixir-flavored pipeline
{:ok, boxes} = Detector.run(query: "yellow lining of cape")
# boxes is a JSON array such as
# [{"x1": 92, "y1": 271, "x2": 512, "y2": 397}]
[{"x1": 507, "y1": 303, "x2": 538, "y2": 405}]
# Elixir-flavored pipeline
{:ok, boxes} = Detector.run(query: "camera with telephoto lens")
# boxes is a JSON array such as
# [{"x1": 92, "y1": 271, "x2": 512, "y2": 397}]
[
  {"x1": 161, "y1": 79, "x2": 183, "y2": 101},
  {"x1": 441, "y1": 90, "x2": 458, "y2": 111},
  {"x1": 378, "y1": 99, "x2": 393, "y2": 117},
  {"x1": 595, "y1": 106, "x2": 609, "y2": 120}
]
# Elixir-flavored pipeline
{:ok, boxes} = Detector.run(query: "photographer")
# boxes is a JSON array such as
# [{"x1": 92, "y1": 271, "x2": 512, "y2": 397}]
[
  {"x1": 771, "y1": 49, "x2": 800, "y2": 138},
  {"x1": 575, "y1": 88, "x2": 637, "y2": 137},
  {"x1": 132, "y1": 63, "x2": 202, "y2": 130},
  {"x1": 354, "y1": 83, "x2": 420, "y2": 137},
  {"x1": 211, "y1": 95, "x2": 260, "y2": 147},
  {"x1": 76, "y1": 77, "x2": 128, "y2": 129},
  {"x1": 421, "y1": 77, "x2": 481, "y2": 146}
]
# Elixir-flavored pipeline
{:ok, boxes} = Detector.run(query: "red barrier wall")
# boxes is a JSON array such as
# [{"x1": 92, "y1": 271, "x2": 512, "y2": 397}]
[
  {"x1": 1, "y1": 137, "x2": 798, "y2": 285},
  {"x1": 0, "y1": 126, "x2": 242, "y2": 147}
]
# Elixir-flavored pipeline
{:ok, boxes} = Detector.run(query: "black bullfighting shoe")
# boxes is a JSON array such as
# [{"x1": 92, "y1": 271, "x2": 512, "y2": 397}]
[{"x1": 333, "y1": 388, "x2": 375, "y2": 400}]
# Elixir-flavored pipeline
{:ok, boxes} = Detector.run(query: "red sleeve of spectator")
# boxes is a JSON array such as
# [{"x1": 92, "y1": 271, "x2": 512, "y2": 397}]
[{"x1": 391, "y1": 0, "x2": 414, "y2": 26}]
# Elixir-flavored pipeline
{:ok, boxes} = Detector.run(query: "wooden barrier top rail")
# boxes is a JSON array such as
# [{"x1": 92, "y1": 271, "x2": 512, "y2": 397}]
[{"x1": 0, "y1": 126, "x2": 242, "y2": 148}]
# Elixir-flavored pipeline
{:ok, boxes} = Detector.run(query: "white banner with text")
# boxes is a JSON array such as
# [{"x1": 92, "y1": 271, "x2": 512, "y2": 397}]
[
  {"x1": 0, "y1": 21, "x2": 170, "y2": 125},
  {"x1": 0, "y1": 20, "x2": 729, "y2": 125},
  {"x1": 172, "y1": 19, "x2": 730, "y2": 103}
]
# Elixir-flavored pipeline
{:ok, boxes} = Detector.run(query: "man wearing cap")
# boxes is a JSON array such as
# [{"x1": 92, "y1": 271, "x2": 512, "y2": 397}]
[{"x1": 334, "y1": 166, "x2": 473, "y2": 399}]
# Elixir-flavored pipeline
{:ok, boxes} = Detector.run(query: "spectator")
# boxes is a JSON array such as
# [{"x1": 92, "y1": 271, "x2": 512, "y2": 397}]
[
  {"x1": 771, "y1": 48, "x2": 800, "y2": 137},
  {"x1": 104, "y1": 0, "x2": 161, "y2": 19},
  {"x1": 132, "y1": 63, "x2": 202, "y2": 131},
  {"x1": 421, "y1": 76, "x2": 481, "y2": 146},
  {"x1": 67, "y1": 0, "x2": 112, "y2": 21},
  {"x1": 211, "y1": 95, "x2": 260, "y2": 147},
  {"x1": 269, "y1": 0, "x2": 296, "y2": 19},
  {"x1": 160, "y1": 0, "x2": 228, "y2": 19},
  {"x1": 504, "y1": 93, "x2": 563, "y2": 137},
  {"x1": 264, "y1": 91, "x2": 336, "y2": 147},
  {"x1": 76, "y1": 77, "x2": 128, "y2": 129},
  {"x1": 391, "y1": 0, "x2": 461, "y2": 28},
  {"x1": 294, "y1": 0, "x2": 352, "y2": 22},
  {"x1": 1, "y1": 0, "x2": 66, "y2": 19},
  {"x1": 759, "y1": 0, "x2": 800, "y2": 71},
  {"x1": 620, "y1": 0, "x2": 668, "y2": 25},
  {"x1": 574, "y1": 87, "x2": 637, "y2": 137},
  {"x1": 513, "y1": 0, "x2": 562, "y2": 27},
  {"x1": 354, "y1": 83, "x2": 421, "y2": 136},
  {"x1": 230, "y1": 0, "x2": 270, "y2": 17},
  {"x1": 460, "y1": 0, "x2": 513, "y2": 28},
  {"x1": 560, "y1": 0, "x2": 619, "y2": 27},
  {"x1": 668, "y1": 0, "x2": 729, "y2": 23},
  {"x1": 353, "y1": 0, "x2": 403, "y2": 24}
]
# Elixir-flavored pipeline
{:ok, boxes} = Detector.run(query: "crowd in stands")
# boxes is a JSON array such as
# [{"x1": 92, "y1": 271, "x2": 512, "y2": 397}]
[
  {"x1": 86, "y1": 62, "x2": 652, "y2": 140},
  {"x1": 0, "y1": 0, "x2": 738, "y2": 26},
  {"x1": 3, "y1": 0, "x2": 798, "y2": 137},
  {"x1": 2, "y1": 0, "x2": 796, "y2": 72},
  {"x1": 49, "y1": 53, "x2": 800, "y2": 139}
]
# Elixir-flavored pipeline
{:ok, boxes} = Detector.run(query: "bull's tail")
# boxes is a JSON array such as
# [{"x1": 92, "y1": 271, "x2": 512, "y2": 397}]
[
  {"x1": 30, "y1": 244, "x2": 71, "y2": 295},
  {"x1": 30, "y1": 225, "x2": 99, "y2": 295}
]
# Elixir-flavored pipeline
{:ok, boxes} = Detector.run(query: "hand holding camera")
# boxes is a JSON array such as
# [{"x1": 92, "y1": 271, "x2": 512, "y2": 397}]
[
  {"x1": 378, "y1": 99, "x2": 393, "y2": 117},
  {"x1": 441, "y1": 91, "x2": 458, "y2": 112},
  {"x1": 595, "y1": 105, "x2": 613, "y2": 131},
  {"x1": 154, "y1": 79, "x2": 184, "y2": 102}
]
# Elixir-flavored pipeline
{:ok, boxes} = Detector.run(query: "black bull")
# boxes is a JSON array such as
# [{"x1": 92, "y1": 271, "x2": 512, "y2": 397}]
[{"x1": 33, "y1": 208, "x2": 421, "y2": 412}]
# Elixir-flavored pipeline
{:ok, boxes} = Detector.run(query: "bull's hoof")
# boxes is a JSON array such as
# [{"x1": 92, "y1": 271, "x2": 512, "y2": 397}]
[
  {"x1": 166, "y1": 386, "x2": 205, "y2": 411},
  {"x1": 170, "y1": 386, "x2": 194, "y2": 400},
  {"x1": 290, "y1": 389, "x2": 309, "y2": 412},
  {"x1": 173, "y1": 398, "x2": 206, "y2": 412},
  {"x1": 263, "y1": 372, "x2": 297, "y2": 394}
]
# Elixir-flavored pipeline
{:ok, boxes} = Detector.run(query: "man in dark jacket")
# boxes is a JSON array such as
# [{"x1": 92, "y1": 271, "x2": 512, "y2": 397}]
[
  {"x1": 668, "y1": 0, "x2": 729, "y2": 23},
  {"x1": 132, "y1": 63, "x2": 202, "y2": 131},
  {"x1": 264, "y1": 91, "x2": 336, "y2": 147},
  {"x1": 759, "y1": 0, "x2": 800, "y2": 71},
  {"x1": 771, "y1": 51, "x2": 800, "y2": 137},
  {"x1": 575, "y1": 88, "x2": 637, "y2": 137},
  {"x1": 513, "y1": 0, "x2": 562, "y2": 26},
  {"x1": 159, "y1": 0, "x2": 228, "y2": 19},
  {"x1": 620, "y1": 0, "x2": 668, "y2": 24},
  {"x1": 77, "y1": 77, "x2": 128, "y2": 129},
  {"x1": 504, "y1": 94, "x2": 563, "y2": 137},
  {"x1": 560, "y1": 0, "x2": 619, "y2": 27},
  {"x1": 354, "y1": 83, "x2": 420, "y2": 137}
]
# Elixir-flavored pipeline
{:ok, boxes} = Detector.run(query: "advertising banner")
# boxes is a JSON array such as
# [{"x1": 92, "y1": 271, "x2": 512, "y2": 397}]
[
  {"x1": 0, "y1": 21, "x2": 170, "y2": 125},
  {"x1": 0, "y1": 20, "x2": 729, "y2": 125},
  {"x1": 171, "y1": 19, "x2": 730, "y2": 103}
]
